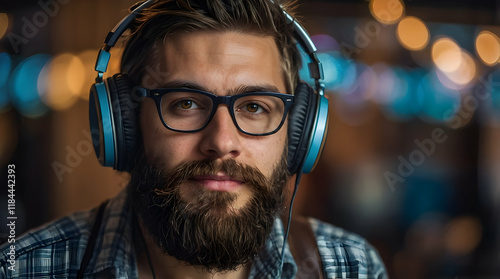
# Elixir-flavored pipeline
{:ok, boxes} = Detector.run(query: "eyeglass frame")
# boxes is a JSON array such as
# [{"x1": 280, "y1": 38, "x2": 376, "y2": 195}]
[{"x1": 133, "y1": 86, "x2": 295, "y2": 136}]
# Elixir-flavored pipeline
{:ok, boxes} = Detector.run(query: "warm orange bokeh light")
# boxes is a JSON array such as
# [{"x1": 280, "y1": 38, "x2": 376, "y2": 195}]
[
  {"x1": 0, "y1": 13, "x2": 9, "y2": 40},
  {"x1": 476, "y1": 30, "x2": 500, "y2": 66},
  {"x1": 397, "y1": 16, "x2": 429, "y2": 51},
  {"x1": 40, "y1": 53, "x2": 85, "y2": 110},
  {"x1": 77, "y1": 50, "x2": 99, "y2": 100},
  {"x1": 446, "y1": 50, "x2": 477, "y2": 86},
  {"x1": 106, "y1": 47, "x2": 124, "y2": 77},
  {"x1": 369, "y1": 0, "x2": 404, "y2": 25},
  {"x1": 437, "y1": 50, "x2": 477, "y2": 89},
  {"x1": 431, "y1": 37, "x2": 462, "y2": 73},
  {"x1": 444, "y1": 217, "x2": 482, "y2": 256}
]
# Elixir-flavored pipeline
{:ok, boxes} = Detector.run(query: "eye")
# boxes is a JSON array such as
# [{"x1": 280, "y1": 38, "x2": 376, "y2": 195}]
[
  {"x1": 176, "y1": 100, "x2": 199, "y2": 109},
  {"x1": 246, "y1": 103, "x2": 262, "y2": 113}
]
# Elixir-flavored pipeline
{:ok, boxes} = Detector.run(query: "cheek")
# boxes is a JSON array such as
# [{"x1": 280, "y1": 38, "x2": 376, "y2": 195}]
[
  {"x1": 140, "y1": 99, "x2": 162, "y2": 154},
  {"x1": 254, "y1": 130, "x2": 287, "y2": 177},
  {"x1": 140, "y1": 100, "x2": 200, "y2": 170}
]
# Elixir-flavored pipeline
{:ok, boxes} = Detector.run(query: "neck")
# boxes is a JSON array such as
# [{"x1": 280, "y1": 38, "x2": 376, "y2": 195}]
[{"x1": 134, "y1": 220, "x2": 252, "y2": 279}]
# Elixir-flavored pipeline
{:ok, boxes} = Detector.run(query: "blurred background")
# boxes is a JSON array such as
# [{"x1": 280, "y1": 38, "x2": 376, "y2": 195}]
[{"x1": 0, "y1": 0, "x2": 499, "y2": 278}]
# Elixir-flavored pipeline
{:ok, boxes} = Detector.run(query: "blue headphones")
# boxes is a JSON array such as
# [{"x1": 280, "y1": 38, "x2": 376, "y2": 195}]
[{"x1": 89, "y1": 0, "x2": 329, "y2": 175}]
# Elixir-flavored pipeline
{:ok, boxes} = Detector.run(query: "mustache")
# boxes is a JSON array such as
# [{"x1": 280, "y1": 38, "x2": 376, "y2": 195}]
[{"x1": 153, "y1": 159, "x2": 269, "y2": 196}]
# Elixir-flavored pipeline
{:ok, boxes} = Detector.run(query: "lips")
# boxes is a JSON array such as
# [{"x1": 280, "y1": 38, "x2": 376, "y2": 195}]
[{"x1": 191, "y1": 172, "x2": 243, "y2": 192}]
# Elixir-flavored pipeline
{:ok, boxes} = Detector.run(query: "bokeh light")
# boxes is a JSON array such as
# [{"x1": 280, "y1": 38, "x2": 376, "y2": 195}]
[
  {"x1": 486, "y1": 69, "x2": 500, "y2": 119},
  {"x1": 369, "y1": 0, "x2": 404, "y2": 25},
  {"x1": 77, "y1": 49, "x2": 99, "y2": 100},
  {"x1": 0, "y1": 53, "x2": 12, "y2": 111},
  {"x1": 340, "y1": 62, "x2": 375, "y2": 104},
  {"x1": 372, "y1": 63, "x2": 396, "y2": 105},
  {"x1": 431, "y1": 37, "x2": 462, "y2": 73},
  {"x1": 40, "y1": 53, "x2": 85, "y2": 110},
  {"x1": 311, "y1": 34, "x2": 339, "y2": 52},
  {"x1": 0, "y1": 13, "x2": 9, "y2": 40},
  {"x1": 106, "y1": 47, "x2": 124, "y2": 77},
  {"x1": 444, "y1": 216, "x2": 482, "y2": 256},
  {"x1": 397, "y1": 16, "x2": 429, "y2": 51},
  {"x1": 417, "y1": 70, "x2": 461, "y2": 123},
  {"x1": 8, "y1": 54, "x2": 51, "y2": 118},
  {"x1": 436, "y1": 50, "x2": 477, "y2": 89},
  {"x1": 337, "y1": 59, "x2": 358, "y2": 93},
  {"x1": 374, "y1": 64, "x2": 417, "y2": 121},
  {"x1": 475, "y1": 30, "x2": 500, "y2": 66},
  {"x1": 332, "y1": 63, "x2": 376, "y2": 126},
  {"x1": 317, "y1": 52, "x2": 348, "y2": 91}
]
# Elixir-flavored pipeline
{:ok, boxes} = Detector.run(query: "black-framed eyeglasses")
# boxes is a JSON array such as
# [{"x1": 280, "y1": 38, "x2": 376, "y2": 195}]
[{"x1": 134, "y1": 87, "x2": 295, "y2": 136}]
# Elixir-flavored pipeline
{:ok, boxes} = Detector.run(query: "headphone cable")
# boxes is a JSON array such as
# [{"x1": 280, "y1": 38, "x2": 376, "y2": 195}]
[
  {"x1": 277, "y1": 170, "x2": 303, "y2": 278},
  {"x1": 133, "y1": 214, "x2": 156, "y2": 279}
]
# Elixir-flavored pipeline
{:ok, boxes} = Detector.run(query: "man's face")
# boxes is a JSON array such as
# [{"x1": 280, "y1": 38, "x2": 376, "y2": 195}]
[
  {"x1": 140, "y1": 31, "x2": 288, "y2": 209},
  {"x1": 132, "y1": 30, "x2": 291, "y2": 272}
]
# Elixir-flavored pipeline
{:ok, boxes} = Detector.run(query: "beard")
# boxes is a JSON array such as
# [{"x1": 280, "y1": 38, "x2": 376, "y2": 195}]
[{"x1": 128, "y1": 148, "x2": 290, "y2": 273}]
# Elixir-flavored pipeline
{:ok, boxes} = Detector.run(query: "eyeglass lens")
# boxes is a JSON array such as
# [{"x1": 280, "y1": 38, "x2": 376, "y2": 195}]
[{"x1": 159, "y1": 91, "x2": 286, "y2": 134}]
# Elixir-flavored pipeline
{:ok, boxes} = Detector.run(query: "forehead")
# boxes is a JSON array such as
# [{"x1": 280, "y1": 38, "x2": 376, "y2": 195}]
[
  {"x1": 145, "y1": 30, "x2": 286, "y2": 94},
  {"x1": 162, "y1": 30, "x2": 280, "y2": 60}
]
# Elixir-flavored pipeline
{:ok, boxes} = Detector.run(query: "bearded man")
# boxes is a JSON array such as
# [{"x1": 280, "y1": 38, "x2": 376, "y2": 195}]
[{"x1": 0, "y1": 0, "x2": 387, "y2": 278}]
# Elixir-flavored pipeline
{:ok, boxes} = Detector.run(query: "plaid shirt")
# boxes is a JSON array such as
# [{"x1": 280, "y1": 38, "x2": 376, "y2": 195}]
[{"x1": 0, "y1": 189, "x2": 387, "y2": 278}]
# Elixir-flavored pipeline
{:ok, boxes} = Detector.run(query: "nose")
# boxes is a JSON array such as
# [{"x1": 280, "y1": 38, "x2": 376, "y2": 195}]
[{"x1": 199, "y1": 106, "x2": 242, "y2": 160}]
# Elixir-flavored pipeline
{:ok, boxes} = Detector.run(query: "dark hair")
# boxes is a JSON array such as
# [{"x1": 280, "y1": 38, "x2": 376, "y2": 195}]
[{"x1": 120, "y1": 0, "x2": 301, "y2": 94}]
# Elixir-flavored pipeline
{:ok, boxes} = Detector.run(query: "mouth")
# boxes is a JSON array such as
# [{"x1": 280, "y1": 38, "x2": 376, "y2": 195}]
[{"x1": 191, "y1": 172, "x2": 243, "y2": 192}]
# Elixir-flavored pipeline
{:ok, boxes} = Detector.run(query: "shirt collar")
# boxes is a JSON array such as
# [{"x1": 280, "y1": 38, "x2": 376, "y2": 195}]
[{"x1": 86, "y1": 189, "x2": 138, "y2": 277}]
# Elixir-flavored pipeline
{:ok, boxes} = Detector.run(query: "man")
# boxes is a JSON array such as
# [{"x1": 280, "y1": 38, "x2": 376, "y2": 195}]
[{"x1": 0, "y1": 0, "x2": 388, "y2": 278}]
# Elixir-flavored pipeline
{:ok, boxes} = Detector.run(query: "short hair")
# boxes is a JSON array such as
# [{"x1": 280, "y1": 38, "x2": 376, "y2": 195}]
[{"x1": 120, "y1": 0, "x2": 301, "y2": 95}]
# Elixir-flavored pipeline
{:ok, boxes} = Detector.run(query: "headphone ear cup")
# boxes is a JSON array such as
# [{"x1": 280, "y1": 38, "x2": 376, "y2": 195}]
[
  {"x1": 89, "y1": 81, "x2": 115, "y2": 168},
  {"x1": 106, "y1": 74, "x2": 138, "y2": 172},
  {"x1": 287, "y1": 81, "x2": 317, "y2": 174}
]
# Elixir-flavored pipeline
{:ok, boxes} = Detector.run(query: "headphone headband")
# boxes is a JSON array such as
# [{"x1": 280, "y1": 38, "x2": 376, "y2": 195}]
[{"x1": 94, "y1": 0, "x2": 324, "y2": 92}]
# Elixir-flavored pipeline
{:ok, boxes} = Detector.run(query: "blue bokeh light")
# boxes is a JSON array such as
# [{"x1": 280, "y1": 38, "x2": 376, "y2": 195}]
[
  {"x1": 341, "y1": 62, "x2": 374, "y2": 105},
  {"x1": 488, "y1": 69, "x2": 500, "y2": 119},
  {"x1": 310, "y1": 34, "x2": 339, "y2": 52},
  {"x1": 317, "y1": 52, "x2": 347, "y2": 91},
  {"x1": 381, "y1": 68, "x2": 418, "y2": 121},
  {"x1": 8, "y1": 54, "x2": 51, "y2": 118},
  {"x1": 417, "y1": 70, "x2": 461, "y2": 123},
  {"x1": 337, "y1": 58, "x2": 357, "y2": 93}
]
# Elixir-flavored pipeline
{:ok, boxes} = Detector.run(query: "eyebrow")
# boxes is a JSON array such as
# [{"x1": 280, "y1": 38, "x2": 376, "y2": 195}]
[{"x1": 157, "y1": 80, "x2": 283, "y2": 95}]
